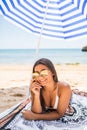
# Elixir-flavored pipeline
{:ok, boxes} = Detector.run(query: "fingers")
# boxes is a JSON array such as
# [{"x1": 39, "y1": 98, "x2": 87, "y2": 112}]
[
  {"x1": 29, "y1": 80, "x2": 42, "y2": 95},
  {"x1": 22, "y1": 110, "x2": 29, "y2": 119},
  {"x1": 22, "y1": 109, "x2": 28, "y2": 114},
  {"x1": 22, "y1": 110, "x2": 35, "y2": 120},
  {"x1": 30, "y1": 80, "x2": 41, "y2": 91}
]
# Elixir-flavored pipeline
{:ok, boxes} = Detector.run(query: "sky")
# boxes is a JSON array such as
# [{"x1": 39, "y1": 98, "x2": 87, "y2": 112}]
[{"x1": 0, "y1": 15, "x2": 87, "y2": 49}]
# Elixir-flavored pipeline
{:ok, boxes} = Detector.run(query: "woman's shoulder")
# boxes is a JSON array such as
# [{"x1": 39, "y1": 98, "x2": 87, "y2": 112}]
[
  {"x1": 58, "y1": 81, "x2": 70, "y2": 87},
  {"x1": 58, "y1": 81, "x2": 71, "y2": 92}
]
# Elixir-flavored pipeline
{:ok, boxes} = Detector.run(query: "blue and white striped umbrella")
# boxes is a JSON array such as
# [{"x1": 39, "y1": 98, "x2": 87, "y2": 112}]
[{"x1": 0, "y1": 0, "x2": 87, "y2": 40}]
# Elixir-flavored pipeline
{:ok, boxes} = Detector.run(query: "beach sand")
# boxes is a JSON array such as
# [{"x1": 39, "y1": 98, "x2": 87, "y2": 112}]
[{"x1": 0, "y1": 64, "x2": 87, "y2": 113}]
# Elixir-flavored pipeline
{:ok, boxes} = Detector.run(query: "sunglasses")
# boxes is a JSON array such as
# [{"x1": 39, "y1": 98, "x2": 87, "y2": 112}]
[{"x1": 32, "y1": 69, "x2": 50, "y2": 79}]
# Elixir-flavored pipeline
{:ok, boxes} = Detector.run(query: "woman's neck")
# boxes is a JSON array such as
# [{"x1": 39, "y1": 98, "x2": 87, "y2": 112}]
[{"x1": 43, "y1": 81, "x2": 57, "y2": 93}]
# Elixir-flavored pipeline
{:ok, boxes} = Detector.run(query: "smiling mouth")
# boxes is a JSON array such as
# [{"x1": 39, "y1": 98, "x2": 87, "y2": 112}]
[{"x1": 40, "y1": 79, "x2": 47, "y2": 85}]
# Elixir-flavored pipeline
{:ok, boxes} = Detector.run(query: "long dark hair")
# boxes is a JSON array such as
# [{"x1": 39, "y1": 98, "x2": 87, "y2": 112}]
[{"x1": 32, "y1": 58, "x2": 58, "y2": 111}]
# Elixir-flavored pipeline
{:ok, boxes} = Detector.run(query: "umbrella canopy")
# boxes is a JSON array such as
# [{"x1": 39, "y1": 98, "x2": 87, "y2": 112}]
[{"x1": 0, "y1": 0, "x2": 87, "y2": 40}]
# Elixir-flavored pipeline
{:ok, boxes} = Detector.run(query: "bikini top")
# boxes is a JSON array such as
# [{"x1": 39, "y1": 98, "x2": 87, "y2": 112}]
[
  {"x1": 53, "y1": 95, "x2": 59, "y2": 109},
  {"x1": 45, "y1": 86, "x2": 59, "y2": 110},
  {"x1": 45, "y1": 95, "x2": 59, "y2": 110},
  {"x1": 53, "y1": 85, "x2": 59, "y2": 109}
]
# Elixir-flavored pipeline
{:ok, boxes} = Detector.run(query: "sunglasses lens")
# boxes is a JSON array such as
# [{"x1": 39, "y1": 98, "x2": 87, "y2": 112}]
[
  {"x1": 32, "y1": 70, "x2": 49, "y2": 79},
  {"x1": 40, "y1": 70, "x2": 49, "y2": 77},
  {"x1": 32, "y1": 73, "x2": 39, "y2": 79}
]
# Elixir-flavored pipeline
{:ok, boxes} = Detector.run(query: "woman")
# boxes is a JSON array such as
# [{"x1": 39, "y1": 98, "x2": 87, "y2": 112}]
[{"x1": 22, "y1": 58, "x2": 73, "y2": 120}]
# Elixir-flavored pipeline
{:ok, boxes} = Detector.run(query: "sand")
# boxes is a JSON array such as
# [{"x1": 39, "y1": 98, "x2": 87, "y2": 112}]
[{"x1": 0, "y1": 64, "x2": 87, "y2": 113}]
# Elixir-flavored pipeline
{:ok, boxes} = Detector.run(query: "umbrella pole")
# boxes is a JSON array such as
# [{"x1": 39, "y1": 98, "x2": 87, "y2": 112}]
[
  {"x1": 35, "y1": 0, "x2": 50, "y2": 60},
  {"x1": 27, "y1": 0, "x2": 50, "y2": 98}
]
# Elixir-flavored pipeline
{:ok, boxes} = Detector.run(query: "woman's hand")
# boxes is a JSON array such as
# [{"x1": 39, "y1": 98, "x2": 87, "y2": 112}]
[
  {"x1": 22, "y1": 110, "x2": 36, "y2": 120},
  {"x1": 29, "y1": 79, "x2": 42, "y2": 113},
  {"x1": 29, "y1": 79, "x2": 41, "y2": 96}
]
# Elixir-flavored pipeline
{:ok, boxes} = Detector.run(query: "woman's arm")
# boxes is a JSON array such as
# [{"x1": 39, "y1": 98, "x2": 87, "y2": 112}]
[
  {"x1": 31, "y1": 93, "x2": 42, "y2": 113},
  {"x1": 22, "y1": 109, "x2": 63, "y2": 120},
  {"x1": 29, "y1": 80, "x2": 42, "y2": 113},
  {"x1": 22, "y1": 83, "x2": 72, "y2": 120},
  {"x1": 57, "y1": 82, "x2": 72, "y2": 116}
]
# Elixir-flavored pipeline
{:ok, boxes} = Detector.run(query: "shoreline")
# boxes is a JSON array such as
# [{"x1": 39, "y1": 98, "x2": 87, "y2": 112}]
[
  {"x1": 0, "y1": 64, "x2": 87, "y2": 113},
  {"x1": 0, "y1": 63, "x2": 87, "y2": 90}
]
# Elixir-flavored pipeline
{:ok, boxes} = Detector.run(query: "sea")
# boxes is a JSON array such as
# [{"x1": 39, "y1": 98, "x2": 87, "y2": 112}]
[{"x1": 0, "y1": 49, "x2": 87, "y2": 65}]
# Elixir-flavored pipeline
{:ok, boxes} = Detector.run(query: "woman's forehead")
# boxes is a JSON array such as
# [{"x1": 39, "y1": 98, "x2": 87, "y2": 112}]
[{"x1": 34, "y1": 64, "x2": 49, "y2": 71}]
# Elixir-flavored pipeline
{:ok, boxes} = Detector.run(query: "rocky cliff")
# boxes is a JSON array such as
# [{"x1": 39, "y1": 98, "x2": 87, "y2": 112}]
[{"x1": 82, "y1": 46, "x2": 87, "y2": 51}]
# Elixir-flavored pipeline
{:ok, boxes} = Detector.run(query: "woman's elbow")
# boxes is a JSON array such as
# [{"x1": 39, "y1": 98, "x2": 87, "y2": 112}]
[
  {"x1": 31, "y1": 108, "x2": 42, "y2": 114},
  {"x1": 57, "y1": 111, "x2": 65, "y2": 119}
]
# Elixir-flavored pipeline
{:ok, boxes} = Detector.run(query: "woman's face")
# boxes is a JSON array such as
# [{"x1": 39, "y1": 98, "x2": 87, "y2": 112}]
[{"x1": 33, "y1": 64, "x2": 54, "y2": 86}]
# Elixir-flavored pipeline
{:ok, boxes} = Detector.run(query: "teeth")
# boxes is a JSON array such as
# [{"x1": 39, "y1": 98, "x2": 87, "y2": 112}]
[{"x1": 41, "y1": 80, "x2": 45, "y2": 82}]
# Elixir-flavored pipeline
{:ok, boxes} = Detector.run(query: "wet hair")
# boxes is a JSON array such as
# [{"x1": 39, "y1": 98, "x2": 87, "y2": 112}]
[{"x1": 32, "y1": 58, "x2": 58, "y2": 82}]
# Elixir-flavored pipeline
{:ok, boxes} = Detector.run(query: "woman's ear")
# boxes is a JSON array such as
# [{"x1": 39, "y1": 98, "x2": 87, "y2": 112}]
[
  {"x1": 52, "y1": 73, "x2": 55, "y2": 76},
  {"x1": 52, "y1": 74, "x2": 55, "y2": 78},
  {"x1": 53, "y1": 74, "x2": 56, "y2": 81}
]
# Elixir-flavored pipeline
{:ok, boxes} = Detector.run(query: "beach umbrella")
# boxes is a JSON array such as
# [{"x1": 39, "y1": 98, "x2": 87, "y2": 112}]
[{"x1": 0, "y1": 0, "x2": 87, "y2": 41}]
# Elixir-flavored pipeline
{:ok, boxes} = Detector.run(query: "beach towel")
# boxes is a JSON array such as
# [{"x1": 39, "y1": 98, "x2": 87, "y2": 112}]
[{"x1": 0, "y1": 92, "x2": 87, "y2": 130}]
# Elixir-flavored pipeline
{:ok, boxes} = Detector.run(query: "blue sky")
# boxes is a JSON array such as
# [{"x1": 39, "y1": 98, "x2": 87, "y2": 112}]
[{"x1": 0, "y1": 15, "x2": 87, "y2": 49}]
